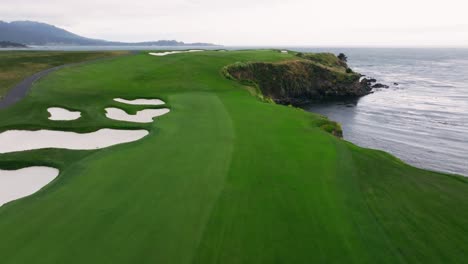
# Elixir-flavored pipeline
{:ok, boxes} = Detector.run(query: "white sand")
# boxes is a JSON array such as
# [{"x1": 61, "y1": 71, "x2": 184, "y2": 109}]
[
  {"x1": 47, "y1": 107, "x2": 81, "y2": 121},
  {"x1": 114, "y1": 98, "x2": 165, "y2": 106},
  {"x1": 105, "y1": 107, "x2": 170, "y2": 123},
  {"x1": 0, "y1": 166, "x2": 59, "y2": 207},
  {"x1": 281, "y1": 50, "x2": 288, "y2": 53},
  {"x1": 0, "y1": 129, "x2": 149, "y2": 154},
  {"x1": 148, "y1": 50, "x2": 204, "y2": 56}
]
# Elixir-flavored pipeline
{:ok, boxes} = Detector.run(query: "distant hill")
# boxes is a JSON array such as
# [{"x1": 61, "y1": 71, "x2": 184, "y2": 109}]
[
  {"x1": 0, "y1": 41, "x2": 27, "y2": 48},
  {"x1": 0, "y1": 21, "x2": 216, "y2": 46}
]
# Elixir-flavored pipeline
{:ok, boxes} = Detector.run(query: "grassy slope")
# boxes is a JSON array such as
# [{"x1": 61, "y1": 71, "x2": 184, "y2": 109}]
[
  {"x1": 0, "y1": 50, "x2": 466, "y2": 263},
  {"x1": 0, "y1": 51, "x2": 128, "y2": 98}
]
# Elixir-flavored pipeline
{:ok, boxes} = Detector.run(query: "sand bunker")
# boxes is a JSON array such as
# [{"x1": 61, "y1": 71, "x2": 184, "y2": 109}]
[
  {"x1": 47, "y1": 107, "x2": 81, "y2": 121},
  {"x1": 0, "y1": 166, "x2": 59, "y2": 207},
  {"x1": 114, "y1": 98, "x2": 165, "y2": 106},
  {"x1": 0, "y1": 129, "x2": 149, "y2": 154},
  {"x1": 105, "y1": 107, "x2": 170, "y2": 123},
  {"x1": 148, "y1": 50, "x2": 203, "y2": 56}
]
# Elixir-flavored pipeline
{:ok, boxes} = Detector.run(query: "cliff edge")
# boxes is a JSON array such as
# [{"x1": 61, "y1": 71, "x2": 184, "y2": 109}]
[{"x1": 224, "y1": 52, "x2": 372, "y2": 105}]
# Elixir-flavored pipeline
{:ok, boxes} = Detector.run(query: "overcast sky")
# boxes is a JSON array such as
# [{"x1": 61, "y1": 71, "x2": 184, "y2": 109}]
[{"x1": 1, "y1": 0, "x2": 467, "y2": 46}]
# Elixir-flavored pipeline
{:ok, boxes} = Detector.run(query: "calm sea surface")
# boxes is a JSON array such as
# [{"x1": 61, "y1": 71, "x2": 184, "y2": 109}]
[
  {"x1": 299, "y1": 48, "x2": 468, "y2": 176},
  {"x1": 5, "y1": 46, "x2": 468, "y2": 176}
]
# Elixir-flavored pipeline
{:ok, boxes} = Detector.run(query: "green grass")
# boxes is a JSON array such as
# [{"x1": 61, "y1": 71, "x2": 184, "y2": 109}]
[
  {"x1": 298, "y1": 52, "x2": 349, "y2": 72},
  {"x1": 0, "y1": 50, "x2": 466, "y2": 263},
  {"x1": 0, "y1": 51, "x2": 128, "y2": 98}
]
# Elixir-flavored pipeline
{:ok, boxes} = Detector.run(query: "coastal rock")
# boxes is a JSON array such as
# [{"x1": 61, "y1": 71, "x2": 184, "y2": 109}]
[
  {"x1": 372, "y1": 83, "x2": 390, "y2": 89},
  {"x1": 224, "y1": 53, "x2": 372, "y2": 105}
]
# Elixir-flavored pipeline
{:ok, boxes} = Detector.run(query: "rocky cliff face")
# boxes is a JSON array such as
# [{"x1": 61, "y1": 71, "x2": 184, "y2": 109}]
[{"x1": 224, "y1": 53, "x2": 372, "y2": 105}]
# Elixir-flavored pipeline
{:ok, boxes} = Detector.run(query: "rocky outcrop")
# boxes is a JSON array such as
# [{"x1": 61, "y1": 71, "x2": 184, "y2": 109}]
[
  {"x1": 372, "y1": 83, "x2": 389, "y2": 89},
  {"x1": 224, "y1": 53, "x2": 373, "y2": 106}
]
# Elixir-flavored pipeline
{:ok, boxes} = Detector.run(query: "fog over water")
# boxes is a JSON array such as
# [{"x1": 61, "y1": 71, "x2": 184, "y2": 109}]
[{"x1": 2, "y1": 0, "x2": 468, "y2": 46}]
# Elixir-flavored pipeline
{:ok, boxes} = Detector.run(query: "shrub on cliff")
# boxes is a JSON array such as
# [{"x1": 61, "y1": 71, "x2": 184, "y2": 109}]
[{"x1": 337, "y1": 53, "x2": 348, "y2": 62}]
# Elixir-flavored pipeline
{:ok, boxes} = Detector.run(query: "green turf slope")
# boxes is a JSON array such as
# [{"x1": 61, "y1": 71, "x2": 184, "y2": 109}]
[
  {"x1": 0, "y1": 51, "x2": 127, "y2": 98},
  {"x1": 0, "y1": 50, "x2": 466, "y2": 263}
]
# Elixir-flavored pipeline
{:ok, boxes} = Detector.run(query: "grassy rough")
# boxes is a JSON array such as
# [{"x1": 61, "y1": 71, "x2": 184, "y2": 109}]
[
  {"x1": 0, "y1": 50, "x2": 466, "y2": 264},
  {"x1": 0, "y1": 51, "x2": 128, "y2": 98},
  {"x1": 298, "y1": 52, "x2": 348, "y2": 70}
]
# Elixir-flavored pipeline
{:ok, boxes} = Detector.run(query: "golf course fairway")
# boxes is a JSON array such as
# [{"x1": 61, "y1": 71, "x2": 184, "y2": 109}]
[{"x1": 0, "y1": 50, "x2": 466, "y2": 263}]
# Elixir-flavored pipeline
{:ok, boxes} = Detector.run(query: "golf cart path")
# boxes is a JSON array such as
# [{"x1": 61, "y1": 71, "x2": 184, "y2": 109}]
[{"x1": 0, "y1": 51, "x2": 139, "y2": 110}]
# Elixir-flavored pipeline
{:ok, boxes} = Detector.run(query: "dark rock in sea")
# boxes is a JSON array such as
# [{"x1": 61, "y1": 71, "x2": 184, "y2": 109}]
[
  {"x1": 360, "y1": 78, "x2": 378, "y2": 86},
  {"x1": 372, "y1": 83, "x2": 390, "y2": 89},
  {"x1": 394, "y1": 82, "x2": 399, "y2": 86}
]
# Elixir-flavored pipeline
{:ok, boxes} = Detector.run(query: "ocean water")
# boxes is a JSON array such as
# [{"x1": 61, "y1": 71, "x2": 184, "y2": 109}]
[
  {"x1": 3, "y1": 45, "x2": 467, "y2": 175},
  {"x1": 301, "y1": 48, "x2": 468, "y2": 176}
]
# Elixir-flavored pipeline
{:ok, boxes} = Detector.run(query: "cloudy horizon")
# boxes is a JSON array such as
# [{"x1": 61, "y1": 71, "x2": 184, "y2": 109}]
[{"x1": 1, "y1": 0, "x2": 467, "y2": 47}]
